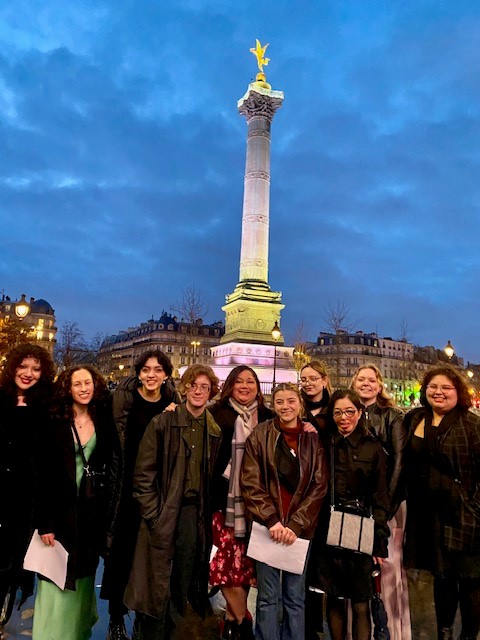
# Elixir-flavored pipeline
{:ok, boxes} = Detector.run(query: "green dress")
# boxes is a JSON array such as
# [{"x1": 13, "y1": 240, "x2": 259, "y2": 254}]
[{"x1": 32, "y1": 434, "x2": 98, "y2": 640}]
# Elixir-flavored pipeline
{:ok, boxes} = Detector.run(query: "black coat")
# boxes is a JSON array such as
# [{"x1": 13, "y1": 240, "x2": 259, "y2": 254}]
[
  {"x1": 104, "y1": 376, "x2": 179, "y2": 556},
  {"x1": 361, "y1": 402, "x2": 407, "y2": 516},
  {"x1": 404, "y1": 406, "x2": 480, "y2": 557},
  {"x1": 0, "y1": 390, "x2": 49, "y2": 597},
  {"x1": 325, "y1": 428, "x2": 390, "y2": 557},
  {"x1": 36, "y1": 404, "x2": 115, "y2": 590},
  {"x1": 123, "y1": 403, "x2": 221, "y2": 619},
  {"x1": 209, "y1": 400, "x2": 274, "y2": 513}
]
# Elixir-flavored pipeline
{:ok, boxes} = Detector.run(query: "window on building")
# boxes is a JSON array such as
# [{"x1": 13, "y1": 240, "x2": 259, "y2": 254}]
[{"x1": 167, "y1": 346, "x2": 173, "y2": 353}]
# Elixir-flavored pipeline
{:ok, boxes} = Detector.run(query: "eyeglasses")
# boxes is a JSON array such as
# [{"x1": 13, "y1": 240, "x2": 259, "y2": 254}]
[
  {"x1": 333, "y1": 408, "x2": 358, "y2": 418},
  {"x1": 300, "y1": 376, "x2": 323, "y2": 384},
  {"x1": 427, "y1": 384, "x2": 455, "y2": 392},
  {"x1": 186, "y1": 383, "x2": 211, "y2": 393}
]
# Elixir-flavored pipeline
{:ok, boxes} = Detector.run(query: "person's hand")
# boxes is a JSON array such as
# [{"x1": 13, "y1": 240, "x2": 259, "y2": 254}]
[
  {"x1": 373, "y1": 556, "x2": 384, "y2": 566},
  {"x1": 282, "y1": 527, "x2": 297, "y2": 545},
  {"x1": 302, "y1": 421, "x2": 317, "y2": 434},
  {"x1": 269, "y1": 522, "x2": 285, "y2": 543},
  {"x1": 163, "y1": 402, "x2": 177, "y2": 413},
  {"x1": 41, "y1": 533, "x2": 55, "y2": 547}
]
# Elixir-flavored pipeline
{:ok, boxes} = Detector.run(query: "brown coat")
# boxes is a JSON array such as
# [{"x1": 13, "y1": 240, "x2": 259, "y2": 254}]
[
  {"x1": 123, "y1": 403, "x2": 221, "y2": 618},
  {"x1": 241, "y1": 419, "x2": 328, "y2": 539}
]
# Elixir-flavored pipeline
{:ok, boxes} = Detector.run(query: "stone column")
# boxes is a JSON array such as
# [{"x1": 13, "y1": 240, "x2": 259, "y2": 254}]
[{"x1": 237, "y1": 85, "x2": 284, "y2": 287}]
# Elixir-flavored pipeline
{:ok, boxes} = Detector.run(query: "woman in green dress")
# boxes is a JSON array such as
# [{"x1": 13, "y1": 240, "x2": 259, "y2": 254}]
[{"x1": 33, "y1": 365, "x2": 114, "y2": 640}]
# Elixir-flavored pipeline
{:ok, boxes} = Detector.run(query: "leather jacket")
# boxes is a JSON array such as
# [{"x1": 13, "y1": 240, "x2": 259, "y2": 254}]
[
  {"x1": 362, "y1": 402, "x2": 407, "y2": 516},
  {"x1": 241, "y1": 419, "x2": 328, "y2": 539}
]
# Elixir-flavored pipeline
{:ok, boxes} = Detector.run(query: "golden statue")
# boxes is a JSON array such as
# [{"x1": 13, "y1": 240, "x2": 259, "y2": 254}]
[{"x1": 249, "y1": 39, "x2": 271, "y2": 88}]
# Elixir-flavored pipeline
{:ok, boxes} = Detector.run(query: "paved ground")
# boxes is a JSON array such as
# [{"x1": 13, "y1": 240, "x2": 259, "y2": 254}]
[{"x1": 1, "y1": 565, "x2": 462, "y2": 639}]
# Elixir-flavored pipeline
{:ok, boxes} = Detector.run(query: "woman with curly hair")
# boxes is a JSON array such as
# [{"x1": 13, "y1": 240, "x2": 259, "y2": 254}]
[
  {"x1": 404, "y1": 364, "x2": 480, "y2": 640},
  {"x1": 33, "y1": 365, "x2": 115, "y2": 640},
  {"x1": 0, "y1": 344, "x2": 54, "y2": 628}
]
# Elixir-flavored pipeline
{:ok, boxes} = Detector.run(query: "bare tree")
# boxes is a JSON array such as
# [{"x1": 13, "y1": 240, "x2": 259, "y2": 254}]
[
  {"x1": 0, "y1": 316, "x2": 31, "y2": 357},
  {"x1": 55, "y1": 321, "x2": 88, "y2": 369},
  {"x1": 397, "y1": 319, "x2": 419, "y2": 405},
  {"x1": 291, "y1": 320, "x2": 311, "y2": 380},
  {"x1": 323, "y1": 301, "x2": 357, "y2": 387},
  {"x1": 324, "y1": 301, "x2": 356, "y2": 334},
  {"x1": 171, "y1": 286, "x2": 209, "y2": 364}
]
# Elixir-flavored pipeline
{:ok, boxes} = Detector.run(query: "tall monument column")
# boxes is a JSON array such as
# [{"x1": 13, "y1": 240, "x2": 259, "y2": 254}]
[{"x1": 221, "y1": 41, "x2": 285, "y2": 345}]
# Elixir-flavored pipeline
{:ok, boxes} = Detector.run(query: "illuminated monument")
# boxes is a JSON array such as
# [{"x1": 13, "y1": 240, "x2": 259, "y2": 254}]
[{"x1": 211, "y1": 41, "x2": 295, "y2": 385}]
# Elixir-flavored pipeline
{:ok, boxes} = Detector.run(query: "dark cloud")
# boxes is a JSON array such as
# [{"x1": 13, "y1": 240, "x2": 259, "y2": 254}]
[{"x1": 1, "y1": 0, "x2": 479, "y2": 362}]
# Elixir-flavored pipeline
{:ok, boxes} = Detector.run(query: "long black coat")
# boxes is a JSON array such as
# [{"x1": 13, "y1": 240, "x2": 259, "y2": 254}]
[
  {"x1": 104, "y1": 377, "x2": 179, "y2": 558},
  {"x1": 0, "y1": 390, "x2": 49, "y2": 599},
  {"x1": 404, "y1": 406, "x2": 480, "y2": 559},
  {"x1": 36, "y1": 404, "x2": 115, "y2": 590},
  {"x1": 123, "y1": 403, "x2": 221, "y2": 619}
]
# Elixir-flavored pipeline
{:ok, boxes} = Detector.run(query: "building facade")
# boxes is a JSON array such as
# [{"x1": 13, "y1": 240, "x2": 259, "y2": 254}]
[
  {"x1": 311, "y1": 330, "x2": 418, "y2": 404},
  {"x1": 0, "y1": 294, "x2": 57, "y2": 357},
  {"x1": 98, "y1": 312, "x2": 224, "y2": 380}
]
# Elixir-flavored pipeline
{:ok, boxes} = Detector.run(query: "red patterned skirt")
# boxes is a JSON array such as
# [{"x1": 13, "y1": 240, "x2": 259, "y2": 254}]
[{"x1": 209, "y1": 511, "x2": 256, "y2": 587}]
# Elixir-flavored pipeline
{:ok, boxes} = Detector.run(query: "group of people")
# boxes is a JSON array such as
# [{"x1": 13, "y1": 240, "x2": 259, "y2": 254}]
[{"x1": 0, "y1": 343, "x2": 479, "y2": 640}]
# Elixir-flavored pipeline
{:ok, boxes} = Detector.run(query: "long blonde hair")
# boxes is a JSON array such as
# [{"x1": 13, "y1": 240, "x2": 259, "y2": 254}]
[{"x1": 350, "y1": 364, "x2": 394, "y2": 408}]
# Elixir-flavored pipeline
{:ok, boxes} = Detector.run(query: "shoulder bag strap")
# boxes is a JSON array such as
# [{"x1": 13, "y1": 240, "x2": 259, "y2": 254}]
[{"x1": 71, "y1": 421, "x2": 91, "y2": 473}]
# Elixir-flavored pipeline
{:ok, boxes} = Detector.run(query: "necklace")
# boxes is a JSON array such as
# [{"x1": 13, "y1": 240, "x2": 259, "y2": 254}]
[{"x1": 74, "y1": 416, "x2": 91, "y2": 429}]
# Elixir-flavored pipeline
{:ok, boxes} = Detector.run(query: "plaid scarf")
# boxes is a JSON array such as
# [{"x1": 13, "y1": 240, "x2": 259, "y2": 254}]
[{"x1": 223, "y1": 397, "x2": 258, "y2": 537}]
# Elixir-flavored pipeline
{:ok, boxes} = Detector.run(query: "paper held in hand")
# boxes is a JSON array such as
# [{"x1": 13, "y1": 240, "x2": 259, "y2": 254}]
[
  {"x1": 246, "y1": 521, "x2": 310, "y2": 575},
  {"x1": 23, "y1": 530, "x2": 69, "y2": 590}
]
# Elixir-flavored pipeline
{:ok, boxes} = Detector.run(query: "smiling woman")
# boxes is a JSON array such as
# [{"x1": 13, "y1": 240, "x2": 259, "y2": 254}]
[
  {"x1": 33, "y1": 364, "x2": 114, "y2": 640},
  {"x1": 0, "y1": 344, "x2": 54, "y2": 629},
  {"x1": 241, "y1": 382, "x2": 328, "y2": 640},
  {"x1": 404, "y1": 365, "x2": 480, "y2": 640}
]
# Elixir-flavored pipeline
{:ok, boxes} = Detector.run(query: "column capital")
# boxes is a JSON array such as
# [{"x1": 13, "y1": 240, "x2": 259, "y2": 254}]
[{"x1": 238, "y1": 85, "x2": 284, "y2": 123}]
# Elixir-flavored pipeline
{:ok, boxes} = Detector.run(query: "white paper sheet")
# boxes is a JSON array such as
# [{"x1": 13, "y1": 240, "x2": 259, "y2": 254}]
[
  {"x1": 23, "y1": 530, "x2": 69, "y2": 590},
  {"x1": 246, "y1": 521, "x2": 310, "y2": 575}
]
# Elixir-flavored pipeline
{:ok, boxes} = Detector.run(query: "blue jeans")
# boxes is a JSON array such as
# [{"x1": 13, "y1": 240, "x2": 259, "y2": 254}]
[{"x1": 255, "y1": 561, "x2": 306, "y2": 640}]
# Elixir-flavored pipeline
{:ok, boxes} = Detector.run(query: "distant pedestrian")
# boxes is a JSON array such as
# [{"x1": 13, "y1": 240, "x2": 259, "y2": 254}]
[
  {"x1": 241, "y1": 382, "x2": 328, "y2": 640},
  {"x1": 33, "y1": 365, "x2": 114, "y2": 640},
  {"x1": 209, "y1": 365, "x2": 275, "y2": 640},
  {"x1": 124, "y1": 364, "x2": 221, "y2": 640},
  {"x1": 101, "y1": 350, "x2": 179, "y2": 640},
  {"x1": 0, "y1": 344, "x2": 54, "y2": 630}
]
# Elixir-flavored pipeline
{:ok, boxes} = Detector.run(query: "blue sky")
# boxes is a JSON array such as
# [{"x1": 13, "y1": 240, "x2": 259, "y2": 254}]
[{"x1": 1, "y1": 0, "x2": 479, "y2": 361}]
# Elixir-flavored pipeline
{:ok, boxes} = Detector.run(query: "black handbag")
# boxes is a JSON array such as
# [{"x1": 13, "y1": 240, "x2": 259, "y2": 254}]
[
  {"x1": 71, "y1": 422, "x2": 107, "y2": 499},
  {"x1": 326, "y1": 440, "x2": 374, "y2": 555}
]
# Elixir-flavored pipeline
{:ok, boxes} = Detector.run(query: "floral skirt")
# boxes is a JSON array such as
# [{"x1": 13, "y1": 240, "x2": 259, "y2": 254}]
[{"x1": 209, "y1": 511, "x2": 255, "y2": 588}]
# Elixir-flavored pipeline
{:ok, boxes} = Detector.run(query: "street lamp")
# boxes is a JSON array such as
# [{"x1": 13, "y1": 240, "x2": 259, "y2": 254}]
[
  {"x1": 444, "y1": 340, "x2": 455, "y2": 360},
  {"x1": 118, "y1": 364, "x2": 124, "y2": 377},
  {"x1": 191, "y1": 340, "x2": 200, "y2": 364},
  {"x1": 271, "y1": 321, "x2": 281, "y2": 391},
  {"x1": 14, "y1": 294, "x2": 30, "y2": 319}
]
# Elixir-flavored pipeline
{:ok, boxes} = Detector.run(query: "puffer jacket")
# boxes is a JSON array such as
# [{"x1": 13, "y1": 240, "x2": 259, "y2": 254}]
[{"x1": 241, "y1": 419, "x2": 328, "y2": 539}]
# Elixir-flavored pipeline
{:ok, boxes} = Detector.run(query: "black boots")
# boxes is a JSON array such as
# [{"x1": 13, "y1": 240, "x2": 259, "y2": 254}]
[{"x1": 221, "y1": 616, "x2": 254, "y2": 640}]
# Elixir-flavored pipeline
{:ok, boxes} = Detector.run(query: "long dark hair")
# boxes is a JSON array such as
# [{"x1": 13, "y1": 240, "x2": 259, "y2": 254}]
[
  {"x1": 0, "y1": 343, "x2": 55, "y2": 405},
  {"x1": 53, "y1": 365, "x2": 109, "y2": 424}
]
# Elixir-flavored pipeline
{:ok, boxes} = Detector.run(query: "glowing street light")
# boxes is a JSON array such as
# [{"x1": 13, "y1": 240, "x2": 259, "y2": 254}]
[
  {"x1": 14, "y1": 294, "x2": 30, "y2": 319},
  {"x1": 444, "y1": 340, "x2": 455, "y2": 360},
  {"x1": 191, "y1": 340, "x2": 200, "y2": 364},
  {"x1": 271, "y1": 321, "x2": 281, "y2": 391}
]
